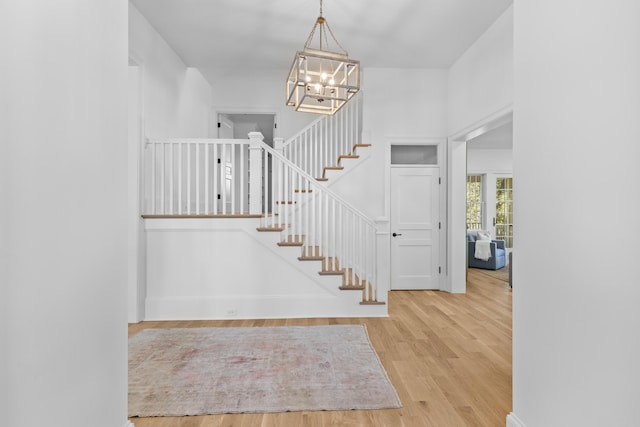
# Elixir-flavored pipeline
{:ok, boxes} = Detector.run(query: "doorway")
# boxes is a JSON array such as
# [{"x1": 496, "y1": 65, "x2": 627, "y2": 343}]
[
  {"x1": 389, "y1": 143, "x2": 441, "y2": 290},
  {"x1": 216, "y1": 113, "x2": 276, "y2": 212},
  {"x1": 466, "y1": 121, "x2": 513, "y2": 251}
]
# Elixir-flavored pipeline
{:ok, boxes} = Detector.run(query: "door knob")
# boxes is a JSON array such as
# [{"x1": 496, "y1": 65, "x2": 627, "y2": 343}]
[{"x1": 392, "y1": 233, "x2": 403, "y2": 237}]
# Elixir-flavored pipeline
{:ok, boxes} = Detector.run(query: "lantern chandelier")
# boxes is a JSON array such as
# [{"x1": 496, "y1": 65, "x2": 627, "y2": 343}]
[{"x1": 286, "y1": 0, "x2": 360, "y2": 115}]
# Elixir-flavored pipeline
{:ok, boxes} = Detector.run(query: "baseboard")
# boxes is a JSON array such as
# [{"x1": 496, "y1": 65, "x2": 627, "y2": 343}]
[
  {"x1": 124, "y1": 421, "x2": 135, "y2": 427},
  {"x1": 145, "y1": 294, "x2": 387, "y2": 320},
  {"x1": 507, "y1": 412, "x2": 527, "y2": 427}
]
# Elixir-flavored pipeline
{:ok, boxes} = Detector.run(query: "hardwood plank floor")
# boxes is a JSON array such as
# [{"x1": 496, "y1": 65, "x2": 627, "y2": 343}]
[{"x1": 128, "y1": 269, "x2": 512, "y2": 427}]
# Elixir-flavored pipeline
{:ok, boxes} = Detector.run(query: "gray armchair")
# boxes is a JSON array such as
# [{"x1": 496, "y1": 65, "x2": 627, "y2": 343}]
[{"x1": 467, "y1": 231, "x2": 507, "y2": 270}]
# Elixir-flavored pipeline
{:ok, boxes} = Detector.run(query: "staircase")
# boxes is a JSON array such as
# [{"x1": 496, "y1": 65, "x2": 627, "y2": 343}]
[
  {"x1": 255, "y1": 136, "x2": 381, "y2": 305},
  {"x1": 142, "y1": 93, "x2": 385, "y2": 318}
]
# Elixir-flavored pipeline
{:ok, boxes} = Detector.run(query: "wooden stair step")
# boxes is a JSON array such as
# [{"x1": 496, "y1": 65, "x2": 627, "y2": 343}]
[
  {"x1": 338, "y1": 154, "x2": 359, "y2": 163},
  {"x1": 302, "y1": 246, "x2": 322, "y2": 258},
  {"x1": 360, "y1": 301, "x2": 386, "y2": 305},
  {"x1": 339, "y1": 285, "x2": 365, "y2": 291},
  {"x1": 275, "y1": 201, "x2": 296, "y2": 205},
  {"x1": 294, "y1": 189, "x2": 313, "y2": 193},
  {"x1": 322, "y1": 166, "x2": 344, "y2": 179},
  {"x1": 321, "y1": 257, "x2": 341, "y2": 273},
  {"x1": 360, "y1": 282, "x2": 385, "y2": 305},
  {"x1": 298, "y1": 256, "x2": 324, "y2": 261},
  {"x1": 352, "y1": 143, "x2": 372, "y2": 152},
  {"x1": 256, "y1": 226, "x2": 285, "y2": 232},
  {"x1": 277, "y1": 235, "x2": 305, "y2": 247},
  {"x1": 315, "y1": 177, "x2": 329, "y2": 182},
  {"x1": 277, "y1": 241, "x2": 304, "y2": 247},
  {"x1": 319, "y1": 271, "x2": 344, "y2": 276}
]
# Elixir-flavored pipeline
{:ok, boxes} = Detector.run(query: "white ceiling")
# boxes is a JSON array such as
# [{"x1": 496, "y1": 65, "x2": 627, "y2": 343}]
[{"x1": 131, "y1": 0, "x2": 513, "y2": 72}]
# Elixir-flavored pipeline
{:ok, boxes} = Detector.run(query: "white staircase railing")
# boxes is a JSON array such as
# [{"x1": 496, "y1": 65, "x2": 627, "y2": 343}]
[
  {"x1": 143, "y1": 138, "x2": 256, "y2": 216},
  {"x1": 260, "y1": 137, "x2": 379, "y2": 304},
  {"x1": 282, "y1": 91, "x2": 362, "y2": 179},
  {"x1": 143, "y1": 132, "x2": 381, "y2": 304}
]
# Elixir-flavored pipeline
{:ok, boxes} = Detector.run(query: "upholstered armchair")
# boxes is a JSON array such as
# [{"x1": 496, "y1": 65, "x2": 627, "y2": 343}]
[{"x1": 467, "y1": 230, "x2": 507, "y2": 270}]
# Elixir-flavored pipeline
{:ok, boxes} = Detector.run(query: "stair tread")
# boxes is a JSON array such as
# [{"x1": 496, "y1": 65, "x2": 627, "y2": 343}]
[
  {"x1": 256, "y1": 226, "x2": 285, "y2": 232},
  {"x1": 353, "y1": 143, "x2": 372, "y2": 149},
  {"x1": 277, "y1": 241, "x2": 304, "y2": 247},
  {"x1": 339, "y1": 285, "x2": 366, "y2": 290},
  {"x1": 319, "y1": 271, "x2": 344, "y2": 276},
  {"x1": 360, "y1": 301, "x2": 386, "y2": 305},
  {"x1": 298, "y1": 256, "x2": 324, "y2": 261}
]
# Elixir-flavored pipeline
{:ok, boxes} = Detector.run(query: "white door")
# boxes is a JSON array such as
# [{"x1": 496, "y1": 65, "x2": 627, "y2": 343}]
[{"x1": 391, "y1": 167, "x2": 440, "y2": 290}]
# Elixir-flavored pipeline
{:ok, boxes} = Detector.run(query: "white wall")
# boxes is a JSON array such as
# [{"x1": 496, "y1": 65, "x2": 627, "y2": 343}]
[
  {"x1": 467, "y1": 149, "x2": 513, "y2": 173},
  {"x1": 208, "y1": 66, "x2": 449, "y2": 220},
  {"x1": 204, "y1": 68, "x2": 317, "y2": 140},
  {"x1": 337, "y1": 68, "x2": 448, "y2": 219},
  {"x1": 511, "y1": 2, "x2": 640, "y2": 426},
  {"x1": 129, "y1": 3, "x2": 212, "y2": 138},
  {"x1": 0, "y1": 1, "x2": 128, "y2": 426},
  {"x1": 447, "y1": 5, "x2": 513, "y2": 136},
  {"x1": 144, "y1": 219, "x2": 386, "y2": 319},
  {"x1": 129, "y1": 3, "x2": 215, "y2": 322},
  {"x1": 447, "y1": 5, "x2": 513, "y2": 293}
]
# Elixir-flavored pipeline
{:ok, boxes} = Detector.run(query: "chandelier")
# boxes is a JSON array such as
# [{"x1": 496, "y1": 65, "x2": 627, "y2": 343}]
[{"x1": 286, "y1": 0, "x2": 360, "y2": 115}]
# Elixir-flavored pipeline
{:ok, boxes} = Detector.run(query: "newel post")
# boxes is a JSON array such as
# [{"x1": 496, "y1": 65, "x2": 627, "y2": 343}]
[{"x1": 248, "y1": 132, "x2": 264, "y2": 215}]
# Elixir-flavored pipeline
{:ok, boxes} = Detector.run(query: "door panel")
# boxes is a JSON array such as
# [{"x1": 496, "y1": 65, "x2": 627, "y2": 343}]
[{"x1": 391, "y1": 167, "x2": 439, "y2": 290}]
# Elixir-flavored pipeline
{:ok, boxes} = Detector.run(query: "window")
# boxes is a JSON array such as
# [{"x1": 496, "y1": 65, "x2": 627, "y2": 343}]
[
  {"x1": 391, "y1": 145, "x2": 438, "y2": 165},
  {"x1": 496, "y1": 177, "x2": 513, "y2": 248},
  {"x1": 466, "y1": 175, "x2": 482, "y2": 230}
]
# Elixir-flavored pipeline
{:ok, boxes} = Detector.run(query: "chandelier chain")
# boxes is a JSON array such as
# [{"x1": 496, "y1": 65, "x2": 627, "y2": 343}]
[{"x1": 302, "y1": 0, "x2": 348, "y2": 55}]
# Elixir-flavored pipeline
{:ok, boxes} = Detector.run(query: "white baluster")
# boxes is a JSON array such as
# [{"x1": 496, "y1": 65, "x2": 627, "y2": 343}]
[
  {"x1": 248, "y1": 132, "x2": 264, "y2": 216},
  {"x1": 212, "y1": 144, "x2": 218, "y2": 214},
  {"x1": 169, "y1": 143, "x2": 174, "y2": 214},
  {"x1": 204, "y1": 142, "x2": 210, "y2": 214},
  {"x1": 241, "y1": 142, "x2": 246, "y2": 214},
  {"x1": 160, "y1": 142, "x2": 166, "y2": 214},
  {"x1": 195, "y1": 143, "x2": 200, "y2": 214}
]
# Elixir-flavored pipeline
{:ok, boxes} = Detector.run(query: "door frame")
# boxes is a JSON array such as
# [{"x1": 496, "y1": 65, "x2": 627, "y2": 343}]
[
  {"x1": 212, "y1": 109, "x2": 278, "y2": 143},
  {"x1": 449, "y1": 107, "x2": 513, "y2": 293},
  {"x1": 385, "y1": 138, "x2": 446, "y2": 291}
]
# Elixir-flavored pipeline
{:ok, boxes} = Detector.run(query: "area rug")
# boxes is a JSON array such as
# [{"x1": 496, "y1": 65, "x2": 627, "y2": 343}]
[{"x1": 128, "y1": 325, "x2": 401, "y2": 417}]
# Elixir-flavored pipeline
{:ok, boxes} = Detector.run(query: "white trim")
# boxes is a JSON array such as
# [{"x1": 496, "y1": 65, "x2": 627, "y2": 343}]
[
  {"x1": 127, "y1": 59, "x2": 147, "y2": 324},
  {"x1": 506, "y1": 412, "x2": 527, "y2": 427},
  {"x1": 447, "y1": 107, "x2": 513, "y2": 294},
  {"x1": 385, "y1": 138, "x2": 446, "y2": 291},
  {"x1": 124, "y1": 421, "x2": 136, "y2": 427},
  {"x1": 449, "y1": 104, "x2": 513, "y2": 143},
  {"x1": 213, "y1": 108, "x2": 280, "y2": 139}
]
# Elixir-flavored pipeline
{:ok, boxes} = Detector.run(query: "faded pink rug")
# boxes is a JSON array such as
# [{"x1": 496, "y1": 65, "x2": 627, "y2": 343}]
[{"x1": 128, "y1": 325, "x2": 401, "y2": 417}]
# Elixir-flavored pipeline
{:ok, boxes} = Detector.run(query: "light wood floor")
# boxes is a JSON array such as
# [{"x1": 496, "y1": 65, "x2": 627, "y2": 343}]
[{"x1": 128, "y1": 269, "x2": 512, "y2": 427}]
